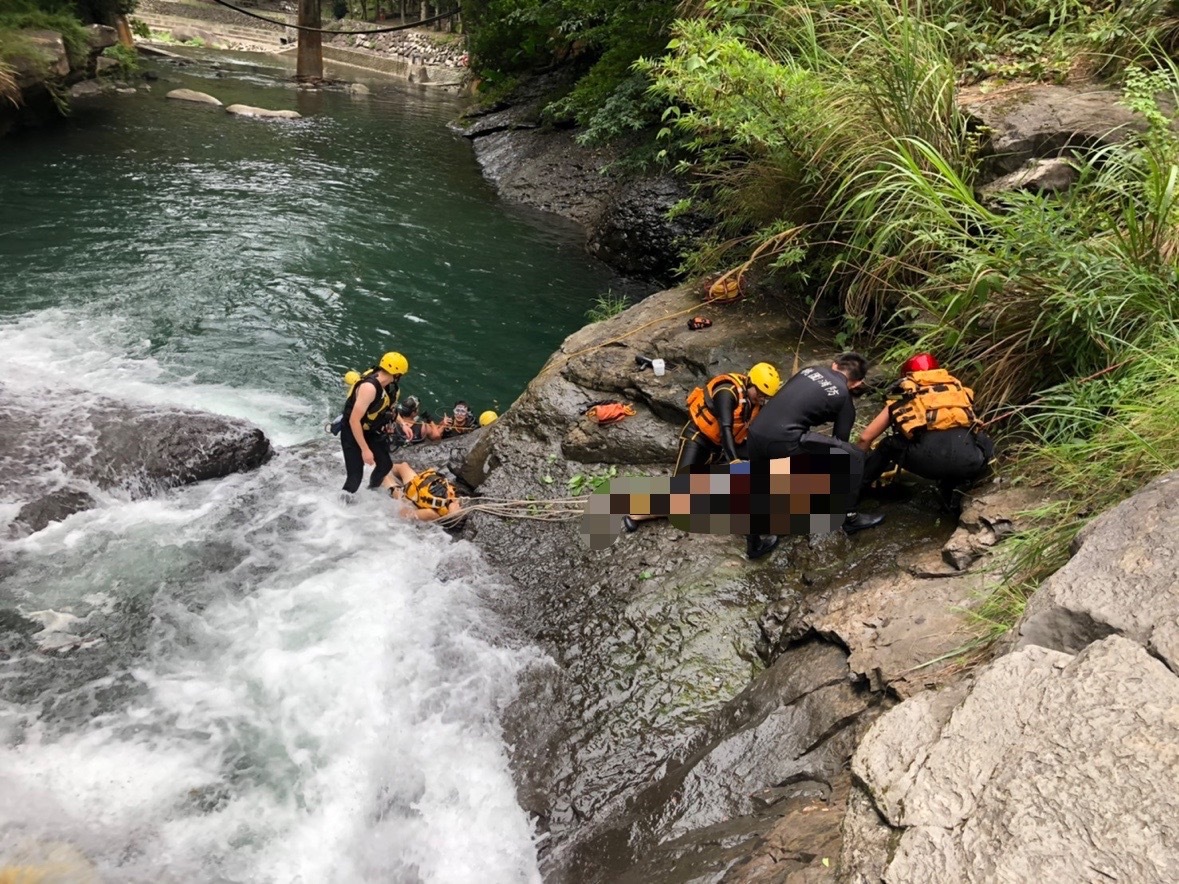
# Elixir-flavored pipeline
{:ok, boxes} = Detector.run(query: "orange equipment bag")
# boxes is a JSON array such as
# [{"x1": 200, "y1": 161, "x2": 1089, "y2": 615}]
[{"x1": 586, "y1": 402, "x2": 636, "y2": 426}]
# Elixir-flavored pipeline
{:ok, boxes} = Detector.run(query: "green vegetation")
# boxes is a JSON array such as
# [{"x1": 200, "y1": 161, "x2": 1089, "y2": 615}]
[
  {"x1": 101, "y1": 39, "x2": 137, "y2": 74},
  {"x1": 463, "y1": 0, "x2": 677, "y2": 142},
  {"x1": 465, "y1": 0, "x2": 1179, "y2": 635},
  {"x1": 585, "y1": 290, "x2": 630, "y2": 322},
  {"x1": 634, "y1": 1, "x2": 1179, "y2": 634}
]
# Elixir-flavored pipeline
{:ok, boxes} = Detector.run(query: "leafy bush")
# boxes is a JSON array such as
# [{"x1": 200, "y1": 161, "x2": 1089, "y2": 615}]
[
  {"x1": 101, "y1": 40, "x2": 138, "y2": 74},
  {"x1": 464, "y1": 0, "x2": 676, "y2": 137}
]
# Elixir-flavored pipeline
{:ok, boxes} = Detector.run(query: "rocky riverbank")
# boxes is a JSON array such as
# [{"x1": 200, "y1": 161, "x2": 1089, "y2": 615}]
[
  {"x1": 435, "y1": 76, "x2": 1179, "y2": 878},
  {"x1": 0, "y1": 24, "x2": 119, "y2": 137},
  {"x1": 432, "y1": 276, "x2": 1179, "y2": 882}
]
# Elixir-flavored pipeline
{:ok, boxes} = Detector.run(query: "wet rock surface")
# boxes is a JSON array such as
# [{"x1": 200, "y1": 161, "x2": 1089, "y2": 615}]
[
  {"x1": 455, "y1": 89, "x2": 696, "y2": 282},
  {"x1": 454, "y1": 284, "x2": 986, "y2": 881},
  {"x1": 0, "y1": 384, "x2": 272, "y2": 535}
]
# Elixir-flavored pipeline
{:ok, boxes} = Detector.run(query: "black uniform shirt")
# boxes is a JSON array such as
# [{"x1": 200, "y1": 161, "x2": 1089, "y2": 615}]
[{"x1": 749, "y1": 365, "x2": 855, "y2": 445}]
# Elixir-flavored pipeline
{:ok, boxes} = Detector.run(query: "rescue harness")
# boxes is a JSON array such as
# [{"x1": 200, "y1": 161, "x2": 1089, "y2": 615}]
[
  {"x1": 686, "y1": 373, "x2": 757, "y2": 446},
  {"x1": 404, "y1": 468, "x2": 457, "y2": 516},
  {"x1": 888, "y1": 369, "x2": 980, "y2": 439}
]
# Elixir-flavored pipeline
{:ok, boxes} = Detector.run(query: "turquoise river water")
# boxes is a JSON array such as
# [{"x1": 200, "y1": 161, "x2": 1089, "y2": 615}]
[{"x1": 0, "y1": 52, "x2": 640, "y2": 882}]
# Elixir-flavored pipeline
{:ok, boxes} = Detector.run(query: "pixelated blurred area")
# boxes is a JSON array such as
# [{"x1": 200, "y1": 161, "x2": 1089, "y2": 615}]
[{"x1": 582, "y1": 455, "x2": 852, "y2": 548}]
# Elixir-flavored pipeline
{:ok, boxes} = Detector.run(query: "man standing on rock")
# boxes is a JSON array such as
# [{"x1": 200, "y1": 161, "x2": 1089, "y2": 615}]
[
  {"x1": 341, "y1": 351, "x2": 407, "y2": 494},
  {"x1": 744, "y1": 353, "x2": 884, "y2": 559}
]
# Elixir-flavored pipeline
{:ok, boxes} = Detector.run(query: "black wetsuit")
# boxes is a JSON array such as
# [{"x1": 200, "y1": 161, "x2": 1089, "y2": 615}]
[
  {"x1": 388, "y1": 419, "x2": 426, "y2": 449},
  {"x1": 864, "y1": 425, "x2": 994, "y2": 503},
  {"x1": 747, "y1": 366, "x2": 864, "y2": 508},
  {"x1": 675, "y1": 385, "x2": 746, "y2": 472},
  {"x1": 341, "y1": 376, "x2": 397, "y2": 493},
  {"x1": 441, "y1": 416, "x2": 477, "y2": 439}
]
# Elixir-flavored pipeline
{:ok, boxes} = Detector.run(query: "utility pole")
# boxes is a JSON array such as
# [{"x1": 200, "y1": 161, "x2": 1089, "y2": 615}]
[{"x1": 296, "y1": 0, "x2": 323, "y2": 82}]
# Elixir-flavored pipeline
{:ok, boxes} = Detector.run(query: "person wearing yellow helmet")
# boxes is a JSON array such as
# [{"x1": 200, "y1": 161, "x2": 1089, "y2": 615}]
[
  {"x1": 341, "y1": 351, "x2": 408, "y2": 494},
  {"x1": 624, "y1": 363, "x2": 780, "y2": 533},
  {"x1": 479, "y1": 410, "x2": 498, "y2": 427}
]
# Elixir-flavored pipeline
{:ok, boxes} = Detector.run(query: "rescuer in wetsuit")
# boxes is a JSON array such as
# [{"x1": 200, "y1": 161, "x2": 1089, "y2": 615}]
[
  {"x1": 341, "y1": 351, "x2": 407, "y2": 494},
  {"x1": 857, "y1": 352, "x2": 995, "y2": 511},
  {"x1": 744, "y1": 353, "x2": 885, "y2": 559},
  {"x1": 623, "y1": 362, "x2": 783, "y2": 533}
]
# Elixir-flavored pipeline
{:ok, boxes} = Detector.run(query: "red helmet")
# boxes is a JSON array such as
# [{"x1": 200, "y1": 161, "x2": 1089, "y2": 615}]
[{"x1": 901, "y1": 352, "x2": 939, "y2": 374}]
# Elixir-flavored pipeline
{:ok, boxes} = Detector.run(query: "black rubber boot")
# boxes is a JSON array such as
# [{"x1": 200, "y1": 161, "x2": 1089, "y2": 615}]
[
  {"x1": 746, "y1": 534, "x2": 780, "y2": 560},
  {"x1": 621, "y1": 516, "x2": 639, "y2": 533},
  {"x1": 843, "y1": 512, "x2": 885, "y2": 535}
]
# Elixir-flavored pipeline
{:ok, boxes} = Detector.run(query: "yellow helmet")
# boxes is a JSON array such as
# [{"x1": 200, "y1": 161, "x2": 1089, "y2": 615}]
[
  {"x1": 479, "y1": 410, "x2": 498, "y2": 427},
  {"x1": 748, "y1": 362, "x2": 781, "y2": 396},
  {"x1": 379, "y1": 352, "x2": 408, "y2": 376},
  {"x1": 343, "y1": 370, "x2": 362, "y2": 387}
]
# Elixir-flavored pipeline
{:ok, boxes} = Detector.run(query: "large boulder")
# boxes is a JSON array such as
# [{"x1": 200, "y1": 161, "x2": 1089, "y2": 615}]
[
  {"x1": 846, "y1": 636, "x2": 1179, "y2": 883},
  {"x1": 225, "y1": 104, "x2": 302, "y2": 120},
  {"x1": 959, "y1": 83, "x2": 1148, "y2": 177},
  {"x1": 1018, "y1": 469, "x2": 1179, "y2": 668},
  {"x1": 0, "y1": 384, "x2": 272, "y2": 535}
]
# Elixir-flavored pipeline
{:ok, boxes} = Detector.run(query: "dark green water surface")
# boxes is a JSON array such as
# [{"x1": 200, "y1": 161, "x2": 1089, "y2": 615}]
[{"x1": 0, "y1": 53, "x2": 635, "y2": 431}]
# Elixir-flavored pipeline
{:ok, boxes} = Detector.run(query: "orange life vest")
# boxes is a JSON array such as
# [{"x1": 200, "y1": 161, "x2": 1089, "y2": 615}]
[
  {"x1": 888, "y1": 369, "x2": 979, "y2": 439},
  {"x1": 686, "y1": 373, "x2": 756, "y2": 446}
]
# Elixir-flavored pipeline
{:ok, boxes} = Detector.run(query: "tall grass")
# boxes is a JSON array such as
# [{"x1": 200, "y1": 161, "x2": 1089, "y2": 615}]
[{"x1": 649, "y1": 2, "x2": 1179, "y2": 633}]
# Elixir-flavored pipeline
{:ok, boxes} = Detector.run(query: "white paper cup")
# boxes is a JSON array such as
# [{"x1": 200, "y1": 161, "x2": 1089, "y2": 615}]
[{"x1": 652, "y1": 358, "x2": 666, "y2": 376}]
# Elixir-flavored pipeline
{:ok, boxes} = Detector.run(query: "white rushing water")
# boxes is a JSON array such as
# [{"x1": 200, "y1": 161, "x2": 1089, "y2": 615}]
[{"x1": 0, "y1": 312, "x2": 543, "y2": 883}]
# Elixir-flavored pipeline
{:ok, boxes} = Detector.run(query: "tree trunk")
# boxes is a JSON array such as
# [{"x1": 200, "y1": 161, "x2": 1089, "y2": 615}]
[
  {"x1": 115, "y1": 14, "x2": 133, "y2": 47},
  {"x1": 296, "y1": 0, "x2": 323, "y2": 81},
  {"x1": 420, "y1": 0, "x2": 427, "y2": 23},
  {"x1": 399, "y1": 0, "x2": 406, "y2": 22}
]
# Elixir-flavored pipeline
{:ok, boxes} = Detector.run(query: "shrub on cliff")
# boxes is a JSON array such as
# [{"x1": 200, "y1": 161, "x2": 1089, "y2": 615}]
[
  {"x1": 463, "y1": 0, "x2": 677, "y2": 142},
  {"x1": 647, "y1": 1, "x2": 1179, "y2": 629}
]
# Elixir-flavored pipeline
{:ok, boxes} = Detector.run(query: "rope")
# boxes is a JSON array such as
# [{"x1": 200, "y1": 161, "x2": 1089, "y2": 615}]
[
  {"x1": 207, "y1": 0, "x2": 461, "y2": 36},
  {"x1": 436, "y1": 496, "x2": 587, "y2": 526}
]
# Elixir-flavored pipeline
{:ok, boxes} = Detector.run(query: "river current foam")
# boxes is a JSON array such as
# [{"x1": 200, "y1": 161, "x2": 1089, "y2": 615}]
[{"x1": 0, "y1": 313, "x2": 543, "y2": 883}]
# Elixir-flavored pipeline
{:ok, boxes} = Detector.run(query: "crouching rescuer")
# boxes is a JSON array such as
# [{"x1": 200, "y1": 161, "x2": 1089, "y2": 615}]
[
  {"x1": 623, "y1": 362, "x2": 782, "y2": 532},
  {"x1": 857, "y1": 353, "x2": 995, "y2": 510}
]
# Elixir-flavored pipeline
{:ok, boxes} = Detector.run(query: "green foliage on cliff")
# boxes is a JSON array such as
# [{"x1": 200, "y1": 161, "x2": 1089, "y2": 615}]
[{"x1": 463, "y1": 0, "x2": 677, "y2": 142}]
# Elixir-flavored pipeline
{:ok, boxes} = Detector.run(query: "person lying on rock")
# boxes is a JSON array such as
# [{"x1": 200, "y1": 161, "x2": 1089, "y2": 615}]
[
  {"x1": 341, "y1": 351, "x2": 407, "y2": 494},
  {"x1": 856, "y1": 352, "x2": 995, "y2": 512},
  {"x1": 385, "y1": 395, "x2": 445, "y2": 449},
  {"x1": 623, "y1": 363, "x2": 782, "y2": 536},
  {"x1": 381, "y1": 462, "x2": 462, "y2": 523},
  {"x1": 744, "y1": 352, "x2": 885, "y2": 560}
]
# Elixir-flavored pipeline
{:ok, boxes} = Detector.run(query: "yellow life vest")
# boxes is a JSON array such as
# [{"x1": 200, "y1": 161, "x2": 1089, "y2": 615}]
[
  {"x1": 686, "y1": 373, "x2": 757, "y2": 446},
  {"x1": 344, "y1": 369, "x2": 399, "y2": 432},
  {"x1": 888, "y1": 369, "x2": 979, "y2": 439},
  {"x1": 404, "y1": 468, "x2": 457, "y2": 516}
]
